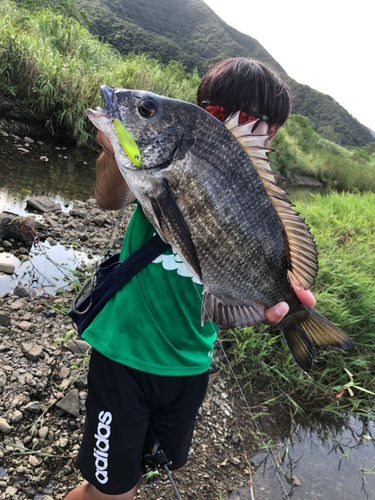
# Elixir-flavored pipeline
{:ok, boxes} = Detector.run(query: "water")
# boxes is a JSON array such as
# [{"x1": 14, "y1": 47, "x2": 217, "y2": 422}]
[
  {"x1": 2, "y1": 131, "x2": 373, "y2": 499},
  {"x1": 0, "y1": 132, "x2": 97, "y2": 216},
  {"x1": 0, "y1": 132, "x2": 98, "y2": 294},
  {"x1": 248, "y1": 414, "x2": 375, "y2": 499}
]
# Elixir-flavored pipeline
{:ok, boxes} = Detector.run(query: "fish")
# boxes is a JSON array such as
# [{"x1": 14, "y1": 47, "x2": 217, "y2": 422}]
[{"x1": 87, "y1": 86, "x2": 353, "y2": 372}]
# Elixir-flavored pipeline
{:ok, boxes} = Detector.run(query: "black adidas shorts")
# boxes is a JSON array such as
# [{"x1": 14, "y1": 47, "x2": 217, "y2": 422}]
[{"x1": 76, "y1": 349, "x2": 209, "y2": 495}]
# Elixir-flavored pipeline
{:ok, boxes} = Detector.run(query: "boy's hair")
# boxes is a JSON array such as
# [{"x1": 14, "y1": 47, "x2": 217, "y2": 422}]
[{"x1": 197, "y1": 58, "x2": 293, "y2": 127}]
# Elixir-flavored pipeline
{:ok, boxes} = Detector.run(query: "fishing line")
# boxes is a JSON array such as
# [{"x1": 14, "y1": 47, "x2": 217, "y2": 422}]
[
  {"x1": 141, "y1": 164, "x2": 290, "y2": 498},
  {"x1": 191, "y1": 281, "x2": 290, "y2": 499}
]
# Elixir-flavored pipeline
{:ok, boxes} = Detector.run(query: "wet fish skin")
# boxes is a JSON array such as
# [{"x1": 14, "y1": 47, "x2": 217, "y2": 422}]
[{"x1": 87, "y1": 87, "x2": 354, "y2": 372}]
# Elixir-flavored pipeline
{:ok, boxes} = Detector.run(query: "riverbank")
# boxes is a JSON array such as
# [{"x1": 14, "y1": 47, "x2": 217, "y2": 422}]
[{"x1": 0, "y1": 198, "x2": 279, "y2": 500}]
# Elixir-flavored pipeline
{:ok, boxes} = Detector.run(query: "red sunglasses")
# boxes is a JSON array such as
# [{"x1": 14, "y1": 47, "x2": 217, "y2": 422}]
[{"x1": 201, "y1": 102, "x2": 269, "y2": 126}]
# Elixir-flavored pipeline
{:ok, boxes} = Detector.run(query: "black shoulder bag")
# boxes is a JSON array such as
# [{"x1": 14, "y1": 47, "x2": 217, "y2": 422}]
[{"x1": 68, "y1": 234, "x2": 170, "y2": 336}]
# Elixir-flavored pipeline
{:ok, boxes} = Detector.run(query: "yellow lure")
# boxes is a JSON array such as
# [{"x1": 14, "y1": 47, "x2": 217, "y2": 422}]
[{"x1": 113, "y1": 118, "x2": 142, "y2": 166}]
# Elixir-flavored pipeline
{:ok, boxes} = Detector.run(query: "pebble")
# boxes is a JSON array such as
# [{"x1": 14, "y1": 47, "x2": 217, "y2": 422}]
[
  {"x1": 0, "y1": 417, "x2": 11, "y2": 433},
  {"x1": 0, "y1": 262, "x2": 15, "y2": 274}
]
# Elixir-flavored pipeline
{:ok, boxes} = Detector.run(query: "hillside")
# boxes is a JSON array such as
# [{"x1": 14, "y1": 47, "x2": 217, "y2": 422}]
[{"x1": 75, "y1": 0, "x2": 374, "y2": 148}]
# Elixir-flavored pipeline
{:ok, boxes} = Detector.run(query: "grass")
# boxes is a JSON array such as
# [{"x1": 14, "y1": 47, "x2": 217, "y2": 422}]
[
  {"x1": 270, "y1": 115, "x2": 375, "y2": 192},
  {"x1": 220, "y1": 191, "x2": 375, "y2": 416},
  {"x1": 0, "y1": 1, "x2": 200, "y2": 145}
]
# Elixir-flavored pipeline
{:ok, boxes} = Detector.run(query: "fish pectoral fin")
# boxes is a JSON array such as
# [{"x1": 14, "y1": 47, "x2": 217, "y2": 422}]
[
  {"x1": 279, "y1": 307, "x2": 354, "y2": 373},
  {"x1": 149, "y1": 180, "x2": 202, "y2": 280},
  {"x1": 201, "y1": 291, "x2": 265, "y2": 329}
]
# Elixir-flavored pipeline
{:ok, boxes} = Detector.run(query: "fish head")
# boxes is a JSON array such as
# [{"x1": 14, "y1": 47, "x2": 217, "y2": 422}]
[{"x1": 87, "y1": 86, "x2": 192, "y2": 174}]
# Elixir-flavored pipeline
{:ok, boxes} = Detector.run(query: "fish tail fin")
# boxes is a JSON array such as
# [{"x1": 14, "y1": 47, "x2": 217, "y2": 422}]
[{"x1": 279, "y1": 307, "x2": 354, "y2": 373}]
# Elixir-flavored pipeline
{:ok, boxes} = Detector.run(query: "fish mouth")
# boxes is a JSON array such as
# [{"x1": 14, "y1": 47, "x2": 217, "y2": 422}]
[{"x1": 87, "y1": 86, "x2": 120, "y2": 125}]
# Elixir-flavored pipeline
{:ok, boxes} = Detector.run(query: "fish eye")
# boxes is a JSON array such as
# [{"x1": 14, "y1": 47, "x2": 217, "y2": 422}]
[{"x1": 138, "y1": 100, "x2": 157, "y2": 118}]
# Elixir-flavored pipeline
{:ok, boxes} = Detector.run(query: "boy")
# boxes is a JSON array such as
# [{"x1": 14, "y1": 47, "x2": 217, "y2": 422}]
[{"x1": 66, "y1": 58, "x2": 314, "y2": 500}]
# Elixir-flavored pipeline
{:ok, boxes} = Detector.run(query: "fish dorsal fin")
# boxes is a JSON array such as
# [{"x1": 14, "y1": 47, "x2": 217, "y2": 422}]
[{"x1": 225, "y1": 112, "x2": 318, "y2": 289}]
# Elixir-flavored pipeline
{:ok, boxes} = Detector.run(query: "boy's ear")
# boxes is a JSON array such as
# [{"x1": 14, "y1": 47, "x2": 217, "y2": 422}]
[{"x1": 265, "y1": 124, "x2": 279, "y2": 146}]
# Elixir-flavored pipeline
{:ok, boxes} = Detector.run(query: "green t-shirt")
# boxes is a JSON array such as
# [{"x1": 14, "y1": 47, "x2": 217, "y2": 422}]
[{"x1": 82, "y1": 203, "x2": 218, "y2": 376}]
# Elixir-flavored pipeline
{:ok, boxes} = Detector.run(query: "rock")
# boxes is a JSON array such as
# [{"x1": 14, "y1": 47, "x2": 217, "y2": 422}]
[
  {"x1": 292, "y1": 474, "x2": 302, "y2": 486},
  {"x1": 229, "y1": 457, "x2": 241, "y2": 465},
  {"x1": 56, "y1": 389, "x2": 80, "y2": 417},
  {"x1": 19, "y1": 321, "x2": 33, "y2": 331},
  {"x1": 0, "y1": 312, "x2": 10, "y2": 327},
  {"x1": 59, "y1": 367, "x2": 70, "y2": 379},
  {"x1": 59, "y1": 437, "x2": 69, "y2": 448},
  {"x1": 11, "y1": 299, "x2": 26, "y2": 310},
  {"x1": 0, "y1": 213, "x2": 35, "y2": 246},
  {"x1": 0, "y1": 262, "x2": 15, "y2": 274},
  {"x1": 66, "y1": 338, "x2": 90, "y2": 354},
  {"x1": 6, "y1": 486, "x2": 17, "y2": 496},
  {"x1": 74, "y1": 374, "x2": 88, "y2": 389},
  {"x1": 23, "y1": 401, "x2": 42, "y2": 414},
  {"x1": 28, "y1": 454, "x2": 42, "y2": 467},
  {"x1": 0, "y1": 326, "x2": 9, "y2": 334},
  {"x1": 38, "y1": 427, "x2": 49, "y2": 440},
  {"x1": 13, "y1": 285, "x2": 32, "y2": 298},
  {"x1": 26, "y1": 196, "x2": 61, "y2": 213},
  {"x1": 0, "y1": 417, "x2": 11, "y2": 433},
  {"x1": 24, "y1": 136, "x2": 34, "y2": 143},
  {"x1": 21, "y1": 343, "x2": 43, "y2": 361},
  {"x1": 40, "y1": 155, "x2": 49, "y2": 162},
  {"x1": 0, "y1": 370, "x2": 6, "y2": 388},
  {"x1": 10, "y1": 410, "x2": 23, "y2": 423},
  {"x1": 92, "y1": 216, "x2": 105, "y2": 227}
]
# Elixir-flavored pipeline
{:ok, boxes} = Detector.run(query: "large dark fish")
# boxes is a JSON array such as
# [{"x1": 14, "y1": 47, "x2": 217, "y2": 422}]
[{"x1": 87, "y1": 86, "x2": 353, "y2": 372}]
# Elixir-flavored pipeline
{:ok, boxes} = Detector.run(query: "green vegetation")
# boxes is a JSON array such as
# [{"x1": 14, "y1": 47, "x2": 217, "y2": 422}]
[
  {"x1": 72, "y1": 0, "x2": 374, "y2": 148},
  {"x1": 222, "y1": 191, "x2": 375, "y2": 416},
  {"x1": 0, "y1": 1, "x2": 200, "y2": 145},
  {"x1": 270, "y1": 115, "x2": 375, "y2": 192}
]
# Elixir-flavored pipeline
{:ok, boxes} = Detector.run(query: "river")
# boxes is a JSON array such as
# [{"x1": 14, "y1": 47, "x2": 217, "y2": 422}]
[{"x1": 1, "y1": 131, "x2": 374, "y2": 499}]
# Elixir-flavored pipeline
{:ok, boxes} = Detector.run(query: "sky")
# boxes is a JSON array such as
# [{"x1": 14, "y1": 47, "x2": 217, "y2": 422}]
[{"x1": 203, "y1": 0, "x2": 375, "y2": 134}]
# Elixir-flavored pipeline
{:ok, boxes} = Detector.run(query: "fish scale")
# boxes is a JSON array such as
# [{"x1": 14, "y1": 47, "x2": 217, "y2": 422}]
[{"x1": 87, "y1": 86, "x2": 354, "y2": 372}]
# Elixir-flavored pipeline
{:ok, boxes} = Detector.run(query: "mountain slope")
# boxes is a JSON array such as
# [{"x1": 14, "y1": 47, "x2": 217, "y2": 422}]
[{"x1": 76, "y1": 0, "x2": 372, "y2": 147}]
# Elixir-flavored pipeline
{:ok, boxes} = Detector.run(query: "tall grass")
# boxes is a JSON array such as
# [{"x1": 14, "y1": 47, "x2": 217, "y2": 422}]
[
  {"x1": 271, "y1": 115, "x2": 375, "y2": 192},
  {"x1": 222, "y1": 191, "x2": 375, "y2": 415},
  {"x1": 0, "y1": 1, "x2": 200, "y2": 144}
]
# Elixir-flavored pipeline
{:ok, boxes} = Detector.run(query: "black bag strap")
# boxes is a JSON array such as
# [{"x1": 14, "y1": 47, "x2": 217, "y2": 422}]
[{"x1": 68, "y1": 234, "x2": 171, "y2": 330}]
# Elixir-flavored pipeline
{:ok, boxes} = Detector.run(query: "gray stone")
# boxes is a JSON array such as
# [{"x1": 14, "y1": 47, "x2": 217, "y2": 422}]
[
  {"x1": 0, "y1": 213, "x2": 35, "y2": 246},
  {"x1": 21, "y1": 343, "x2": 43, "y2": 361},
  {"x1": 19, "y1": 321, "x2": 33, "y2": 331},
  {"x1": 11, "y1": 299, "x2": 25, "y2": 310},
  {"x1": 55, "y1": 389, "x2": 80, "y2": 417},
  {"x1": 0, "y1": 326, "x2": 9, "y2": 334},
  {"x1": 0, "y1": 262, "x2": 15, "y2": 274},
  {"x1": 0, "y1": 370, "x2": 6, "y2": 388},
  {"x1": 6, "y1": 486, "x2": 17, "y2": 496},
  {"x1": 26, "y1": 196, "x2": 61, "y2": 213},
  {"x1": 13, "y1": 285, "x2": 32, "y2": 298},
  {"x1": 0, "y1": 312, "x2": 10, "y2": 327},
  {"x1": 28, "y1": 454, "x2": 42, "y2": 467},
  {"x1": 0, "y1": 417, "x2": 11, "y2": 433},
  {"x1": 24, "y1": 401, "x2": 42, "y2": 414},
  {"x1": 92, "y1": 216, "x2": 105, "y2": 226},
  {"x1": 66, "y1": 338, "x2": 90, "y2": 354},
  {"x1": 10, "y1": 410, "x2": 23, "y2": 423},
  {"x1": 74, "y1": 373, "x2": 88, "y2": 389},
  {"x1": 38, "y1": 426, "x2": 49, "y2": 440}
]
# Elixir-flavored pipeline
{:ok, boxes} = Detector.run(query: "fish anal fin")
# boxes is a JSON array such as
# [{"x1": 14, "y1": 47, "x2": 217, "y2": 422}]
[
  {"x1": 225, "y1": 113, "x2": 318, "y2": 290},
  {"x1": 201, "y1": 291, "x2": 265, "y2": 329}
]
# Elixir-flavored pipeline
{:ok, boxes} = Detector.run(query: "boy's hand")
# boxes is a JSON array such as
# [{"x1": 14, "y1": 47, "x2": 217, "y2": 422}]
[{"x1": 263, "y1": 286, "x2": 316, "y2": 326}]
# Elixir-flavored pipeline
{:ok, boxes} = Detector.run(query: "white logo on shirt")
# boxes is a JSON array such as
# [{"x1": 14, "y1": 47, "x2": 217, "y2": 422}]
[{"x1": 152, "y1": 248, "x2": 202, "y2": 284}]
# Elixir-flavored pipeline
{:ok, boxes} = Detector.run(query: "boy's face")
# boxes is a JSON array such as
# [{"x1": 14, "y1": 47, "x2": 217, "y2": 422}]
[{"x1": 253, "y1": 121, "x2": 279, "y2": 146}]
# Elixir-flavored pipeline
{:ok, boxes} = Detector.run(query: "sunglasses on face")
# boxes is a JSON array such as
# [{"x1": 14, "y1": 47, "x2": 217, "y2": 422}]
[{"x1": 201, "y1": 102, "x2": 269, "y2": 127}]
